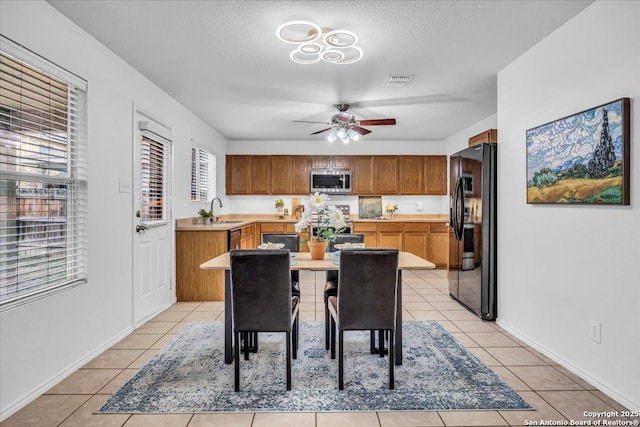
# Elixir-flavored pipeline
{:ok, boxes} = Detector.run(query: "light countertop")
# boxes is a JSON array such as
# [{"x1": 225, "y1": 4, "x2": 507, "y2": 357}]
[{"x1": 175, "y1": 214, "x2": 449, "y2": 231}]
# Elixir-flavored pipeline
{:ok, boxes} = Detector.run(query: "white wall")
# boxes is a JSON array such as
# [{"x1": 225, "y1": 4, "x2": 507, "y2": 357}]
[
  {"x1": 226, "y1": 139, "x2": 451, "y2": 215},
  {"x1": 497, "y1": 0, "x2": 640, "y2": 410},
  {"x1": 0, "y1": 1, "x2": 226, "y2": 419}
]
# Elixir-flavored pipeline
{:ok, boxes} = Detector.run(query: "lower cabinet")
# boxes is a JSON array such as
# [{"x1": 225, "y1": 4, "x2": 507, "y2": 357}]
[
  {"x1": 175, "y1": 231, "x2": 227, "y2": 301},
  {"x1": 352, "y1": 221, "x2": 449, "y2": 268}
]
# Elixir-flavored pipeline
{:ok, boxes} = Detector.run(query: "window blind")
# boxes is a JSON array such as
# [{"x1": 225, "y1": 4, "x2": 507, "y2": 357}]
[
  {"x1": 139, "y1": 134, "x2": 169, "y2": 222},
  {"x1": 190, "y1": 146, "x2": 215, "y2": 202},
  {"x1": 0, "y1": 46, "x2": 88, "y2": 307}
]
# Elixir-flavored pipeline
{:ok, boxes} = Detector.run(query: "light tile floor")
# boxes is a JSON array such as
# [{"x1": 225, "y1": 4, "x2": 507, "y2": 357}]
[{"x1": 2, "y1": 270, "x2": 635, "y2": 427}]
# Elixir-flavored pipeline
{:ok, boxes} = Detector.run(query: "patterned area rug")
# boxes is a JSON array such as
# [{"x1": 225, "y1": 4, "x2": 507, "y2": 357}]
[{"x1": 99, "y1": 321, "x2": 531, "y2": 413}]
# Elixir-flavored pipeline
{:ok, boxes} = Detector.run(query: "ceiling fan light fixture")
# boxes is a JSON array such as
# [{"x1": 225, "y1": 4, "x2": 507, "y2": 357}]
[
  {"x1": 322, "y1": 49, "x2": 344, "y2": 62},
  {"x1": 299, "y1": 43, "x2": 322, "y2": 54},
  {"x1": 323, "y1": 30, "x2": 358, "y2": 48},
  {"x1": 277, "y1": 20, "x2": 362, "y2": 64},
  {"x1": 276, "y1": 21, "x2": 321, "y2": 44},
  {"x1": 290, "y1": 50, "x2": 321, "y2": 64}
]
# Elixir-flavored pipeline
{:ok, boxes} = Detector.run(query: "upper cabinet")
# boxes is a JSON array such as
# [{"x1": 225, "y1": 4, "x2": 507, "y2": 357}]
[
  {"x1": 400, "y1": 155, "x2": 447, "y2": 195},
  {"x1": 225, "y1": 155, "x2": 270, "y2": 194},
  {"x1": 399, "y1": 156, "x2": 424, "y2": 194},
  {"x1": 226, "y1": 154, "x2": 446, "y2": 196},
  {"x1": 311, "y1": 155, "x2": 351, "y2": 170},
  {"x1": 225, "y1": 155, "x2": 251, "y2": 194},
  {"x1": 351, "y1": 156, "x2": 375, "y2": 194},
  {"x1": 375, "y1": 156, "x2": 399, "y2": 194},
  {"x1": 424, "y1": 156, "x2": 447, "y2": 195}
]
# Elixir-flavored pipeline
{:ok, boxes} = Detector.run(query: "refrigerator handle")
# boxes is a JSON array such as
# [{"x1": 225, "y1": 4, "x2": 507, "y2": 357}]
[{"x1": 452, "y1": 177, "x2": 464, "y2": 241}]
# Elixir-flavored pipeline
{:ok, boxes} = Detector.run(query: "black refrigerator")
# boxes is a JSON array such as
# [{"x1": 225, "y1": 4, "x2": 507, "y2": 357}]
[{"x1": 448, "y1": 143, "x2": 497, "y2": 320}]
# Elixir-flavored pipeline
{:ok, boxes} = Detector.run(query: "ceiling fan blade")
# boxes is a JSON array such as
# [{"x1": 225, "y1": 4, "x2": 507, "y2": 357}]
[
  {"x1": 310, "y1": 127, "x2": 333, "y2": 135},
  {"x1": 358, "y1": 118, "x2": 396, "y2": 126},
  {"x1": 294, "y1": 120, "x2": 331, "y2": 125},
  {"x1": 351, "y1": 126, "x2": 371, "y2": 135}
]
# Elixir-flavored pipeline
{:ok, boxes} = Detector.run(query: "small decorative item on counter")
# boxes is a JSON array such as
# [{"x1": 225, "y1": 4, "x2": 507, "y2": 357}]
[
  {"x1": 283, "y1": 208, "x2": 289, "y2": 217},
  {"x1": 274, "y1": 198, "x2": 285, "y2": 218},
  {"x1": 385, "y1": 202, "x2": 398, "y2": 220},
  {"x1": 197, "y1": 208, "x2": 213, "y2": 224}
]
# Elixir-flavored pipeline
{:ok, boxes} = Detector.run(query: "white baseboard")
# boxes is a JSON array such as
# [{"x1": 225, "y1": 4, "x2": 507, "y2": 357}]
[
  {"x1": 496, "y1": 318, "x2": 639, "y2": 411},
  {"x1": 0, "y1": 325, "x2": 134, "y2": 422}
]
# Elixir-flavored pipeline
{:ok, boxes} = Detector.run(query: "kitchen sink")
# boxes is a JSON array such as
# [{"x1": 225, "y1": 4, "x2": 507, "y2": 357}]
[{"x1": 216, "y1": 220, "x2": 244, "y2": 224}]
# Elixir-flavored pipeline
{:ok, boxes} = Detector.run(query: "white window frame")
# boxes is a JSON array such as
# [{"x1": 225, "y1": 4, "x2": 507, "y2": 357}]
[
  {"x1": 190, "y1": 142, "x2": 216, "y2": 203},
  {"x1": 0, "y1": 36, "x2": 88, "y2": 310}
]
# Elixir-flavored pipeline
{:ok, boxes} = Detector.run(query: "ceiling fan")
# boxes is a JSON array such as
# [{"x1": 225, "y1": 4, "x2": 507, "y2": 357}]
[{"x1": 294, "y1": 103, "x2": 396, "y2": 142}]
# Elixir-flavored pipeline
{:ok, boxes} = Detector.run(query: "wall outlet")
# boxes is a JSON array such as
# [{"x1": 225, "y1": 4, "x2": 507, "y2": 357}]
[{"x1": 590, "y1": 320, "x2": 601, "y2": 343}]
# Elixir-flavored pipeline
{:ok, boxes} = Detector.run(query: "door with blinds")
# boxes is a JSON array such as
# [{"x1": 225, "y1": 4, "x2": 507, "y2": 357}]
[{"x1": 132, "y1": 114, "x2": 172, "y2": 326}]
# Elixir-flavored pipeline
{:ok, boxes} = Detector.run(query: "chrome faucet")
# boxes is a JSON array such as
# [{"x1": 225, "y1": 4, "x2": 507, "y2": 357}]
[{"x1": 210, "y1": 197, "x2": 223, "y2": 222}]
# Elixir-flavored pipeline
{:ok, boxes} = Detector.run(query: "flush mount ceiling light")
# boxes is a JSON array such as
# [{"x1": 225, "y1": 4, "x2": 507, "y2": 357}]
[{"x1": 276, "y1": 20, "x2": 363, "y2": 65}]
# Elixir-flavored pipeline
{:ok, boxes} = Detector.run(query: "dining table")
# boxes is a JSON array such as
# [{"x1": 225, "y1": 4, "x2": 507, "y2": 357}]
[{"x1": 200, "y1": 250, "x2": 435, "y2": 365}]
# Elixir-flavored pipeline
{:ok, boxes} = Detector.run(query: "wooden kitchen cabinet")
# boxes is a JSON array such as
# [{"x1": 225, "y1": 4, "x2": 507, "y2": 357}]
[
  {"x1": 225, "y1": 155, "x2": 251, "y2": 194},
  {"x1": 176, "y1": 231, "x2": 227, "y2": 301},
  {"x1": 331, "y1": 156, "x2": 351, "y2": 169},
  {"x1": 468, "y1": 129, "x2": 497, "y2": 147},
  {"x1": 226, "y1": 155, "x2": 270, "y2": 195},
  {"x1": 428, "y1": 222, "x2": 449, "y2": 268},
  {"x1": 352, "y1": 156, "x2": 375, "y2": 194},
  {"x1": 424, "y1": 156, "x2": 447, "y2": 195},
  {"x1": 250, "y1": 155, "x2": 271, "y2": 194},
  {"x1": 291, "y1": 156, "x2": 311, "y2": 194},
  {"x1": 240, "y1": 223, "x2": 256, "y2": 249},
  {"x1": 228, "y1": 154, "x2": 446, "y2": 196},
  {"x1": 378, "y1": 222, "x2": 403, "y2": 249},
  {"x1": 352, "y1": 222, "x2": 378, "y2": 248},
  {"x1": 400, "y1": 156, "x2": 424, "y2": 195},
  {"x1": 403, "y1": 223, "x2": 429, "y2": 259},
  {"x1": 375, "y1": 156, "x2": 399, "y2": 194},
  {"x1": 270, "y1": 156, "x2": 292, "y2": 194},
  {"x1": 269, "y1": 155, "x2": 310, "y2": 195},
  {"x1": 311, "y1": 155, "x2": 350, "y2": 170}
]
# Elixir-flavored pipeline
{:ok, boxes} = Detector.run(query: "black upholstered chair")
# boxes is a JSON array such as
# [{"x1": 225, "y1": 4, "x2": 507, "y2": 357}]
[
  {"x1": 327, "y1": 248, "x2": 399, "y2": 390},
  {"x1": 230, "y1": 249, "x2": 300, "y2": 391},
  {"x1": 261, "y1": 234, "x2": 300, "y2": 297},
  {"x1": 323, "y1": 234, "x2": 365, "y2": 349}
]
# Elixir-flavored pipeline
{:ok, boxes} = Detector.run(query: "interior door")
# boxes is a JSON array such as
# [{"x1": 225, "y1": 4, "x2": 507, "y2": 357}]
[{"x1": 132, "y1": 114, "x2": 173, "y2": 326}]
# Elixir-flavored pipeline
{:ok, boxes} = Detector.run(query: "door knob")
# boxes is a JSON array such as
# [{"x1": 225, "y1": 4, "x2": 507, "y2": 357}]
[{"x1": 136, "y1": 224, "x2": 149, "y2": 233}]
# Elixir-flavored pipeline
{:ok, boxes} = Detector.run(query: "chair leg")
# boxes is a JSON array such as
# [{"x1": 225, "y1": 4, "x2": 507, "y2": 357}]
[
  {"x1": 252, "y1": 332, "x2": 258, "y2": 353},
  {"x1": 379, "y1": 329, "x2": 385, "y2": 357},
  {"x1": 243, "y1": 332, "x2": 250, "y2": 360},
  {"x1": 370, "y1": 330, "x2": 376, "y2": 354},
  {"x1": 286, "y1": 331, "x2": 292, "y2": 390},
  {"x1": 389, "y1": 330, "x2": 395, "y2": 390},
  {"x1": 338, "y1": 329, "x2": 344, "y2": 390},
  {"x1": 292, "y1": 315, "x2": 298, "y2": 360},
  {"x1": 234, "y1": 332, "x2": 240, "y2": 392},
  {"x1": 330, "y1": 315, "x2": 336, "y2": 359},
  {"x1": 324, "y1": 298, "x2": 330, "y2": 350}
]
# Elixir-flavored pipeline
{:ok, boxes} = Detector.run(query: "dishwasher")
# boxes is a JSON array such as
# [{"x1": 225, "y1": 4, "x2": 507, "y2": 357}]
[{"x1": 228, "y1": 228, "x2": 242, "y2": 250}]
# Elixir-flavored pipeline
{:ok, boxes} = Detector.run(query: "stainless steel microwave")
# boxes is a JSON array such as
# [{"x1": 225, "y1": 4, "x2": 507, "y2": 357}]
[{"x1": 310, "y1": 170, "x2": 352, "y2": 194}]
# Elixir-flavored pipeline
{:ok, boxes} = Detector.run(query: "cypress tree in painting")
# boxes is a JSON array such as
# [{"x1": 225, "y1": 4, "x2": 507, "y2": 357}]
[{"x1": 587, "y1": 109, "x2": 616, "y2": 178}]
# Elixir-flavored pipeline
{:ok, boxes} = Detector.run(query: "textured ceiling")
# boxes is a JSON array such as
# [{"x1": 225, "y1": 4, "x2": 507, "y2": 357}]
[{"x1": 47, "y1": 0, "x2": 592, "y2": 142}]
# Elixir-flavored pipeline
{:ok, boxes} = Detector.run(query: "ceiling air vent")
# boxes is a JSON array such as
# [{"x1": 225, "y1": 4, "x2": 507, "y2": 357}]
[{"x1": 383, "y1": 74, "x2": 414, "y2": 87}]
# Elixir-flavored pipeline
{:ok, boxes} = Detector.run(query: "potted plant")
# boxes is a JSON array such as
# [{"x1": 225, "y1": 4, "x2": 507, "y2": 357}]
[
  {"x1": 197, "y1": 208, "x2": 213, "y2": 224},
  {"x1": 294, "y1": 192, "x2": 347, "y2": 259},
  {"x1": 385, "y1": 202, "x2": 398, "y2": 220},
  {"x1": 274, "y1": 198, "x2": 285, "y2": 218}
]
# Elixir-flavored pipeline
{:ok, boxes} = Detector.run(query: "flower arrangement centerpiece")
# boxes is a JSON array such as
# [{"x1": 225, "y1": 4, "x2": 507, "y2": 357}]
[{"x1": 294, "y1": 192, "x2": 347, "y2": 259}]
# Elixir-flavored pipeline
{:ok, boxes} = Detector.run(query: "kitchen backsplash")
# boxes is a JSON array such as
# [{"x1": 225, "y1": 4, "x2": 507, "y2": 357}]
[{"x1": 223, "y1": 194, "x2": 449, "y2": 216}]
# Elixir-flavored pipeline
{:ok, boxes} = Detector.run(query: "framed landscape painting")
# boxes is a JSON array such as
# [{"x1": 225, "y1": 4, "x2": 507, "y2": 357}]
[{"x1": 526, "y1": 98, "x2": 630, "y2": 205}]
